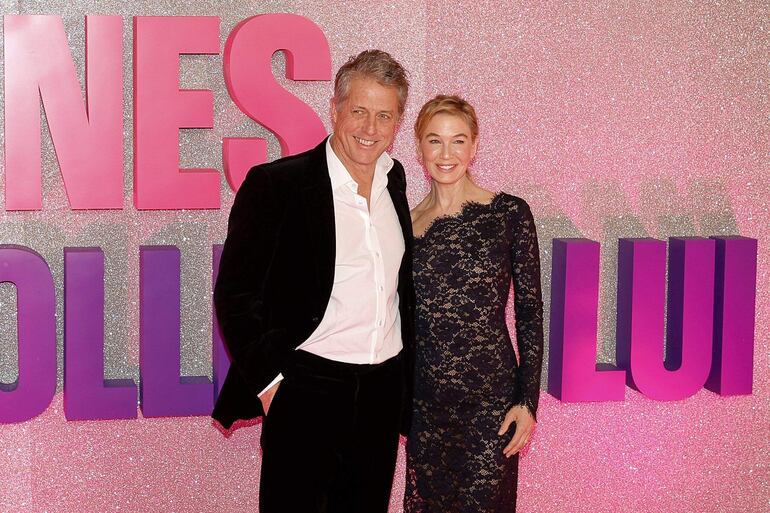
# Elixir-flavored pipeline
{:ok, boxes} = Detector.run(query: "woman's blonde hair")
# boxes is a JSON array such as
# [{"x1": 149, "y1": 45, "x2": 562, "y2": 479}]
[{"x1": 414, "y1": 94, "x2": 479, "y2": 141}]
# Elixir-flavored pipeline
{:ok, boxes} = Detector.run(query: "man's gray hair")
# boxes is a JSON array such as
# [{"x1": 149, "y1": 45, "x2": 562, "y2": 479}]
[{"x1": 333, "y1": 50, "x2": 409, "y2": 115}]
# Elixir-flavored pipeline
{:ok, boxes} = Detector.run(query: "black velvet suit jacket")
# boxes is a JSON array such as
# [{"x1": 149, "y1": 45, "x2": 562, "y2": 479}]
[{"x1": 212, "y1": 138, "x2": 416, "y2": 431}]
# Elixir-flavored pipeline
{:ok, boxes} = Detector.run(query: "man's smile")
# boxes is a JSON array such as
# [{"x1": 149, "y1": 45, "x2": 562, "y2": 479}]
[{"x1": 353, "y1": 136, "x2": 377, "y2": 147}]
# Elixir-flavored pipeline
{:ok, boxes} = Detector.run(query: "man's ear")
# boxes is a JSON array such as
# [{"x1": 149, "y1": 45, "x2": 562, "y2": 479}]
[{"x1": 330, "y1": 98, "x2": 338, "y2": 125}]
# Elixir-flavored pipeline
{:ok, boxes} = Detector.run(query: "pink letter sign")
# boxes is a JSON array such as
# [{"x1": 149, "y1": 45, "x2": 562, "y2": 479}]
[
  {"x1": 617, "y1": 238, "x2": 715, "y2": 401},
  {"x1": 133, "y1": 16, "x2": 220, "y2": 209},
  {"x1": 223, "y1": 14, "x2": 331, "y2": 191},
  {"x1": 706, "y1": 236, "x2": 757, "y2": 395},
  {"x1": 548, "y1": 239, "x2": 626, "y2": 402},
  {"x1": 4, "y1": 15, "x2": 123, "y2": 210}
]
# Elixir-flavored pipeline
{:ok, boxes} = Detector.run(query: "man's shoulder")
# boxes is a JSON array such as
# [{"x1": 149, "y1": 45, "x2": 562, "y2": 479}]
[
  {"x1": 262, "y1": 147, "x2": 316, "y2": 173},
  {"x1": 390, "y1": 157, "x2": 405, "y2": 172},
  {"x1": 387, "y1": 157, "x2": 407, "y2": 189},
  {"x1": 241, "y1": 141, "x2": 326, "y2": 189}
]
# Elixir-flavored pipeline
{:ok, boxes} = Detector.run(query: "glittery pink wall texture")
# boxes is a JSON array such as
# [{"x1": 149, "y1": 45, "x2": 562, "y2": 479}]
[{"x1": 0, "y1": 1, "x2": 768, "y2": 513}]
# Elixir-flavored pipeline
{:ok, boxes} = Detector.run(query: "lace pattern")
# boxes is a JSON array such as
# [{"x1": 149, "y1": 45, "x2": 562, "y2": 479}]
[{"x1": 404, "y1": 193, "x2": 544, "y2": 513}]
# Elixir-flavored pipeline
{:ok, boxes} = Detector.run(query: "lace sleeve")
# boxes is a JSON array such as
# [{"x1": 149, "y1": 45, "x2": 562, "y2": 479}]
[{"x1": 509, "y1": 197, "x2": 545, "y2": 420}]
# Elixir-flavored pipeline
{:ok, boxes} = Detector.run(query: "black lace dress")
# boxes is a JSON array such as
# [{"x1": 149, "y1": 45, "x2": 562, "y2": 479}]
[{"x1": 404, "y1": 192, "x2": 544, "y2": 513}]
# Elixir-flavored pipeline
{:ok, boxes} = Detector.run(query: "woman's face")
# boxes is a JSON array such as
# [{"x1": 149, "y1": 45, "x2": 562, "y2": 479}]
[{"x1": 418, "y1": 113, "x2": 478, "y2": 185}]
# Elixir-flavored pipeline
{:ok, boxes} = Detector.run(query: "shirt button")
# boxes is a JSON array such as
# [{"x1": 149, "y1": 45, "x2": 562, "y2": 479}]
[{"x1": 379, "y1": 285, "x2": 384, "y2": 291}]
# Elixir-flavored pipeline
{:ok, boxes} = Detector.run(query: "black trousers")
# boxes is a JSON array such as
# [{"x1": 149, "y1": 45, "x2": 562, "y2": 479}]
[{"x1": 259, "y1": 350, "x2": 405, "y2": 513}]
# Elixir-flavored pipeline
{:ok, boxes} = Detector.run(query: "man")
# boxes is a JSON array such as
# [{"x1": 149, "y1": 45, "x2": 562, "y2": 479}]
[{"x1": 212, "y1": 50, "x2": 414, "y2": 513}]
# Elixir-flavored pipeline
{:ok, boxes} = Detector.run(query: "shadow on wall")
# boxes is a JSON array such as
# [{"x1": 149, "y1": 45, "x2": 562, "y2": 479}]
[{"x1": 508, "y1": 177, "x2": 738, "y2": 391}]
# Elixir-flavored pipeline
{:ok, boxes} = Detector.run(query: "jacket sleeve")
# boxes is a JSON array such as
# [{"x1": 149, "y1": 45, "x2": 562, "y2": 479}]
[{"x1": 214, "y1": 166, "x2": 289, "y2": 402}]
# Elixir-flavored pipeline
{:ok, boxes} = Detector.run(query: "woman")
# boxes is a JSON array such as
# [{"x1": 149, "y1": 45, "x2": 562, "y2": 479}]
[{"x1": 404, "y1": 95, "x2": 544, "y2": 513}]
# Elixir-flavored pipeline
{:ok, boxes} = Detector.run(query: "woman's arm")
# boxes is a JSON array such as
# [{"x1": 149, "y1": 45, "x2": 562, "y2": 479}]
[{"x1": 509, "y1": 197, "x2": 545, "y2": 419}]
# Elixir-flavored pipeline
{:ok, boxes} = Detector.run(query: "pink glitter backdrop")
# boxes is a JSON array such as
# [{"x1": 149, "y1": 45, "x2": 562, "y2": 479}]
[{"x1": 0, "y1": 1, "x2": 768, "y2": 512}]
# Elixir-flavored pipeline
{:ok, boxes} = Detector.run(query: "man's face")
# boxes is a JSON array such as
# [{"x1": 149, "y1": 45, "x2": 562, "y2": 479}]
[{"x1": 330, "y1": 76, "x2": 400, "y2": 173}]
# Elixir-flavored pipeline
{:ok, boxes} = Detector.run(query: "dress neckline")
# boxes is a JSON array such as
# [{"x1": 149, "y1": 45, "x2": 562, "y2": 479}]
[{"x1": 413, "y1": 192, "x2": 506, "y2": 241}]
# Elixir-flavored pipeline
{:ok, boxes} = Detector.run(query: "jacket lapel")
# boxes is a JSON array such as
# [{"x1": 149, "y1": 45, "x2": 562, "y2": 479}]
[
  {"x1": 300, "y1": 138, "x2": 336, "y2": 311},
  {"x1": 387, "y1": 167, "x2": 414, "y2": 251}
]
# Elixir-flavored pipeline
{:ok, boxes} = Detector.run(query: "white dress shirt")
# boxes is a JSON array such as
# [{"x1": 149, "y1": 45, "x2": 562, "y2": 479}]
[{"x1": 259, "y1": 136, "x2": 404, "y2": 395}]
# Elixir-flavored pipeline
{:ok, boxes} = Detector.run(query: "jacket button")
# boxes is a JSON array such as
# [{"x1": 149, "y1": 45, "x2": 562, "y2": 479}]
[{"x1": 312, "y1": 316, "x2": 320, "y2": 322}]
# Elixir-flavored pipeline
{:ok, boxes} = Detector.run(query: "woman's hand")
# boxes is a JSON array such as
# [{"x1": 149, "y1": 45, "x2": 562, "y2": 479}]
[{"x1": 498, "y1": 405, "x2": 536, "y2": 458}]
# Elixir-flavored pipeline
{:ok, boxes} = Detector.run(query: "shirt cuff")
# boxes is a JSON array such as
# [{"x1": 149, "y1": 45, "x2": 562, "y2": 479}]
[{"x1": 258, "y1": 374, "x2": 284, "y2": 397}]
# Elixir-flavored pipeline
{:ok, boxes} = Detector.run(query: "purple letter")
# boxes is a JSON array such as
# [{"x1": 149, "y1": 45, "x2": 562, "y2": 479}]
[
  {"x1": 548, "y1": 239, "x2": 625, "y2": 402},
  {"x1": 4, "y1": 16, "x2": 123, "y2": 210},
  {"x1": 0, "y1": 246, "x2": 56, "y2": 423},
  {"x1": 139, "y1": 246, "x2": 213, "y2": 417},
  {"x1": 705, "y1": 236, "x2": 757, "y2": 395},
  {"x1": 64, "y1": 248, "x2": 137, "y2": 421},
  {"x1": 617, "y1": 238, "x2": 715, "y2": 400}
]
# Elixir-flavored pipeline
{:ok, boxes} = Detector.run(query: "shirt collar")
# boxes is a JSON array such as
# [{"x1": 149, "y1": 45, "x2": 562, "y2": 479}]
[{"x1": 326, "y1": 135, "x2": 395, "y2": 193}]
